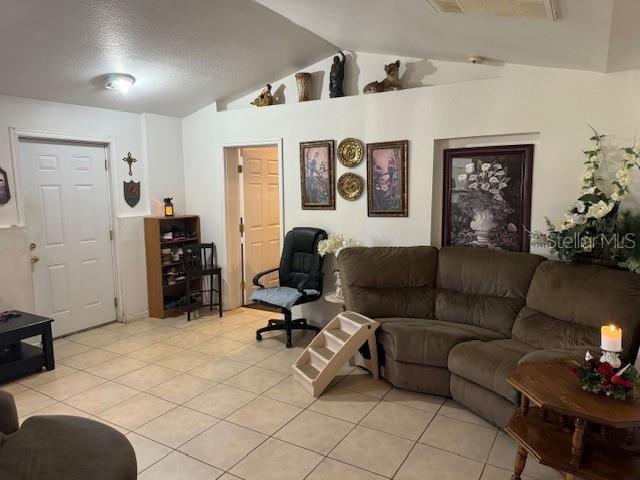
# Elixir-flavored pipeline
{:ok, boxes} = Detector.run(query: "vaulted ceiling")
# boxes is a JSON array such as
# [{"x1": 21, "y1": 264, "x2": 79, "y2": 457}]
[{"x1": 0, "y1": 0, "x2": 638, "y2": 117}]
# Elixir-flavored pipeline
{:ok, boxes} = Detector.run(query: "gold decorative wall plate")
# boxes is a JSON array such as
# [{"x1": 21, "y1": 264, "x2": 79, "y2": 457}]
[
  {"x1": 337, "y1": 173, "x2": 364, "y2": 201},
  {"x1": 337, "y1": 138, "x2": 364, "y2": 167}
]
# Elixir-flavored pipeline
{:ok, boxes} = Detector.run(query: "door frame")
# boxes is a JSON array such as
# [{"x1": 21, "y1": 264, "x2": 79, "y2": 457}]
[
  {"x1": 8, "y1": 128, "x2": 123, "y2": 322},
  {"x1": 221, "y1": 138, "x2": 284, "y2": 309}
]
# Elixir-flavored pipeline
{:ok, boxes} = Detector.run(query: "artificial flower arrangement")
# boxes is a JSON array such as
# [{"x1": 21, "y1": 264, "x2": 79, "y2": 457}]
[
  {"x1": 532, "y1": 129, "x2": 640, "y2": 271},
  {"x1": 317, "y1": 234, "x2": 361, "y2": 299},
  {"x1": 317, "y1": 234, "x2": 361, "y2": 257},
  {"x1": 571, "y1": 351, "x2": 640, "y2": 401}
]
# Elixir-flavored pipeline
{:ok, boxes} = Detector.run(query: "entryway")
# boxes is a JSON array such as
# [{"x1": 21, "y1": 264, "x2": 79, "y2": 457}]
[
  {"x1": 19, "y1": 139, "x2": 117, "y2": 337},
  {"x1": 224, "y1": 143, "x2": 282, "y2": 309}
]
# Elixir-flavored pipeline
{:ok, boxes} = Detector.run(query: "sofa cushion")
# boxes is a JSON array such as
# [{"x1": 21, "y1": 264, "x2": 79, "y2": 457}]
[
  {"x1": 448, "y1": 339, "x2": 534, "y2": 404},
  {"x1": 436, "y1": 247, "x2": 545, "y2": 337},
  {"x1": 340, "y1": 247, "x2": 438, "y2": 319},
  {"x1": 0, "y1": 415, "x2": 136, "y2": 479},
  {"x1": 512, "y1": 260, "x2": 640, "y2": 359},
  {"x1": 377, "y1": 318, "x2": 503, "y2": 368}
]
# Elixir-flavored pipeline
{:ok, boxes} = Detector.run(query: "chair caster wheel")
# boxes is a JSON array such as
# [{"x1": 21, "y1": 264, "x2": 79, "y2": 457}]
[{"x1": 256, "y1": 333, "x2": 262, "y2": 341}]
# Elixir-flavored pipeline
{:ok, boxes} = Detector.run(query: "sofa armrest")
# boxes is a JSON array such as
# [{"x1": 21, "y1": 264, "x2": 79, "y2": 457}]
[
  {"x1": 0, "y1": 391, "x2": 19, "y2": 435},
  {"x1": 518, "y1": 346, "x2": 596, "y2": 366}
]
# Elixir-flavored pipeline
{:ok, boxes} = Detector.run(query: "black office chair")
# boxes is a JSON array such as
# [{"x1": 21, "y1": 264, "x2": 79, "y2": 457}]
[
  {"x1": 252, "y1": 227, "x2": 328, "y2": 348},
  {"x1": 183, "y1": 243, "x2": 223, "y2": 321}
]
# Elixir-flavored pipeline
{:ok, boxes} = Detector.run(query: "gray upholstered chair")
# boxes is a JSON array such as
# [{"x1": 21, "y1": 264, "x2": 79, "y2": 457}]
[{"x1": 0, "y1": 390, "x2": 136, "y2": 479}]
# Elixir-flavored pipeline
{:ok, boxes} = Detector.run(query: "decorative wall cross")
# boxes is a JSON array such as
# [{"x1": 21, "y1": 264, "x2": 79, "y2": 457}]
[{"x1": 122, "y1": 152, "x2": 137, "y2": 176}]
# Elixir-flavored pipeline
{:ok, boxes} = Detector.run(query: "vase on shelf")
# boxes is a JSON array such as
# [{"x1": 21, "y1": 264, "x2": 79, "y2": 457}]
[
  {"x1": 295, "y1": 72, "x2": 312, "y2": 102},
  {"x1": 470, "y1": 208, "x2": 496, "y2": 246}
]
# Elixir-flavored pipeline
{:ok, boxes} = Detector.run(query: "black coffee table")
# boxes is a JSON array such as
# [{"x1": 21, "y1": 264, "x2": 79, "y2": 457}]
[{"x1": 0, "y1": 311, "x2": 54, "y2": 383}]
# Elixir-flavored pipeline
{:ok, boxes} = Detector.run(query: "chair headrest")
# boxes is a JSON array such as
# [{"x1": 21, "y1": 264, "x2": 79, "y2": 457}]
[{"x1": 289, "y1": 227, "x2": 327, "y2": 253}]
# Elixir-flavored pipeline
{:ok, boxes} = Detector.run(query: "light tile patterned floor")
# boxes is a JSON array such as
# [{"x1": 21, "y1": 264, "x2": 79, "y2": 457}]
[{"x1": 1, "y1": 307, "x2": 562, "y2": 480}]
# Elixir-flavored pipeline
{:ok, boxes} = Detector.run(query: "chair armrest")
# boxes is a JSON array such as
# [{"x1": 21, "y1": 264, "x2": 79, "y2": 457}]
[
  {"x1": 0, "y1": 391, "x2": 19, "y2": 435},
  {"x1": 253, "y1": 267, "x2": 279, "y2": 288},
  {"x1": 297, "y1": 273, "x2": 323, "y2": 294}
]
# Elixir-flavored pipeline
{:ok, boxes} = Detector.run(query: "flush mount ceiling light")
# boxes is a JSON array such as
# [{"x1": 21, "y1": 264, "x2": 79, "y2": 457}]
[{"x1": 103, "y1": 73, "x2": 136, "y2": 93}]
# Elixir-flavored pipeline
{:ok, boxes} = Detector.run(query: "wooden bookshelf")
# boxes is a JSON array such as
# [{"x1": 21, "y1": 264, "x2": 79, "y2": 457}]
[{"x1": 144, "y1": 215, "x2": 201, "y2": 318}]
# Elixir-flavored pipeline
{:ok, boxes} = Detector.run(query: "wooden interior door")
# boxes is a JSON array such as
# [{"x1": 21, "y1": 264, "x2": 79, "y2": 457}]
[
  {"x1": 20, "y1": 140, "x2": 116, "y2": 336},
  {"x1": 242, "y1": 146, "x2": 280, "y2": 303}
]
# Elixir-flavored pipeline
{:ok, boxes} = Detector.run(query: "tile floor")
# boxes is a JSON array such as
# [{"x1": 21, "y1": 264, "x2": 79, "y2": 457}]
[{"x1": 1, "y1": 307, "x2": 563, "y2": 480}]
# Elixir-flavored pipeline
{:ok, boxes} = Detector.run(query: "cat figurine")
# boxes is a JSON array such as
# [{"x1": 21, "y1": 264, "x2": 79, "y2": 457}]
[{"x1": 363, "y1": 60, "x2": 401, "y2": 94}]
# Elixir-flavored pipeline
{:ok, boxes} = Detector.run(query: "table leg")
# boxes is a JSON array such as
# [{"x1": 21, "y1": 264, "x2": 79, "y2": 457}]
[
  {"x1": 570, "y1": 417, "x2": 587, "y2": 467},
  {"x1": 217, "y1": 272, "x2": 223, "y2": 317},
  {"x1": 626, "y1": 428, "x2": 635, "y2": 445},
  {"x1": 41, "y1": 323, "x2": 55, "y2": 371},
  {"x1": 511, "y1": 446, "x2": 528, "y2": 480}
]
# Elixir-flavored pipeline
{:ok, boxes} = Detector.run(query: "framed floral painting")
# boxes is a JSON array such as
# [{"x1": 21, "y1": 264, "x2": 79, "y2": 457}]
[
  {"x1": 442, "y1": 144, "x2": 533, "y2": 252},
  {"x1": 300, "y1": 140, "x2": 335, "y2": 210},
  {"x1": 367, "y1": 140, "x2": 408, "y2": 217}
]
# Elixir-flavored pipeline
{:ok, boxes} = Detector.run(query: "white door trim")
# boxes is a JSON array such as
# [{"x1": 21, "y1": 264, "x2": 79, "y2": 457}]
[
  {"x1": 221, "y1": 138, "x2": 284, "y2": 309},
  {"x1": 9, "y1": 128, "x2": 123, "y2": 322}
]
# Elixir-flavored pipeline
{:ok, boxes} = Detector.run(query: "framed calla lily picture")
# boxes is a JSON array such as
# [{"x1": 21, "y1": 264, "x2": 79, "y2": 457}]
[{"x1": 442, "y1": 144, "x2": 534, "y2": 252}]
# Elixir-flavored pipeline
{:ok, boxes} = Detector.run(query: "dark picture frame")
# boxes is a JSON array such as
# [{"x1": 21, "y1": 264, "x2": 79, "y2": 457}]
[
  {"x1": 299, "y1": 140, "x2": 335, "y2": 210},
  {"x1": 0, "y1": 167, "x2": 10, "y2": 205},
  {"x1": 442, "y1": 144, "x2": 534, "y2": 252},
  {"x1": 367, "y1": 140, "x2": 408, "y2": 217}
]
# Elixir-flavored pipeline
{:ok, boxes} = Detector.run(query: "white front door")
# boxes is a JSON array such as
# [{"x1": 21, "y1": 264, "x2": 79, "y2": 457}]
[
  {"x1": 20, "y1": 140, "x2": 116, "y2": 336},
  {"x1": 242, "y1": 147, "x2": 281, "y2": 303}
]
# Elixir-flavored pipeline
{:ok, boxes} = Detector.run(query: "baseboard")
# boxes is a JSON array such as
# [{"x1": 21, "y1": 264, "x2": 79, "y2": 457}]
[{"x1": 122, "y1": 310, "x2": 149, "y2": 323}]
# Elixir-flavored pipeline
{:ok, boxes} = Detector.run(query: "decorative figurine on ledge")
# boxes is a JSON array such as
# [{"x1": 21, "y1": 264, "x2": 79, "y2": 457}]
[
  {"x1": 363, "y1": 60, "x2": 402, "y2": 94},
  {"x1": 329, "y1": 51, "x2": 346, "y2": 98},
  {"x1": 251, "y1": 84, "x2": 274, "y2": 107}
]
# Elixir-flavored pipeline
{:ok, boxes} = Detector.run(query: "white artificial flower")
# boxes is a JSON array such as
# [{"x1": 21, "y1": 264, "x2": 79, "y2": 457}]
[
  {"x1": 457, "y1": 174, "x2": 467, "y2": 184},
  {"x1": 583, "y1": 169, "x2": 594, "y2": 180},
  {"x1": 573, "y1": 214, "x2": 587, "y2": 225},
  {"x1": 587, "y1": 200, "x2": 613, "y2": 219},
  {"x1": 480, "y1": 183, "x2": 490, "y2": 191},
  {"x1": 494, "y1": 163, "x2": 502, "y2": 170},
  {"x1": 585, "y1": 351, "x2": 593, "y2": 362},
  {"x1": 468, "y1": 174, "x2": 477, "y2": 181},
  {"x1": 464, "y1": 163, "x2": 475, "y2": 174},
  {"x1": 489, "y1": 176, "x2": 499, "y2": 183},
  {"x1": 611, "y1": 191, "x2": 622, "y2": 202},
  {"x1": 574, "y1": 200, "x2": 586, "y2": 213},
  {"x1": 481, "y1": 163, "x2": 491, "y2": 172},
  {"x1": 495, "y1": 170, "x2": 506, "y2": 177}
]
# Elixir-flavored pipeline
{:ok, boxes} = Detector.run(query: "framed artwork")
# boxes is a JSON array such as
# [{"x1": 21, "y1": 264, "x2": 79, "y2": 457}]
[
  {"x1": 367, "y1": 140, "x2": 408, "y2": 217},
  {"x1": 0, "y1": 167, "x2": 10, "y2": 205},
  {"x1": 299, "y1": 140, "x2": 335, "y2": 210},
  {"x1": 442, "y1": 144, "x2": 534, "y2": 252}
]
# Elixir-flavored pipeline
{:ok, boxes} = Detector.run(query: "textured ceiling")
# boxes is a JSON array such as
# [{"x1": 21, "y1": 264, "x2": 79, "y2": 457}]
[
  {"x1": 0, "y1": 0, "x2": 336, "y2": 116},
  {"x1": 256, "y1": 0, "x2": 630, "y2": 73},
  {"x1": 2, "y1": 0, "x2": 639, "y2": 117}
]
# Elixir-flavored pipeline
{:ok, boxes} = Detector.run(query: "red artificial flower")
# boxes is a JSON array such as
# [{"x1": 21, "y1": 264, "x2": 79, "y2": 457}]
[
  {"x1": 597, "y1": 362, "x2": 615, "y2": 378},
  {"x1": 612, "y1": 375, "x2": 634, "y2": 388}
]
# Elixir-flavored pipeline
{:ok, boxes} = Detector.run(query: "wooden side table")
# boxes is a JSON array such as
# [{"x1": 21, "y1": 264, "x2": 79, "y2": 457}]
[{"x1": 506, "y1": 362, "x2": 640, "y2": 480}]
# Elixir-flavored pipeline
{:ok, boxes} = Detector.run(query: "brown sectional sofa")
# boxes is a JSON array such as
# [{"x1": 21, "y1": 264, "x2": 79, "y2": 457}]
[{"x1": 340, "y1": 246, "x2": 640, "y2": 427}]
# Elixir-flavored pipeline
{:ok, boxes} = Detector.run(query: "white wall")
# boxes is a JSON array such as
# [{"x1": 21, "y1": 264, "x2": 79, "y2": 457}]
[
  {"x1": 221, "y1": 51, "x2": 504, "y2": 110},
  {"x1": 0, "y1": 95, "x2": 184, "y2": 320},
  {"x1": 184, "y1": 63, "x2": 640, "y2": 324}
]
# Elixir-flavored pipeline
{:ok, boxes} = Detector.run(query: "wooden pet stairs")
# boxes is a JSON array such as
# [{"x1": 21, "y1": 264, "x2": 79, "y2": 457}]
[{"x1": 293, "y1": 311, "x2": 380, "y2": 396}]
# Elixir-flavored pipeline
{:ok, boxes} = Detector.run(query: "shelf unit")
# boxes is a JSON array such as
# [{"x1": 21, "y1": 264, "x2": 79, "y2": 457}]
[{"x1": 144, "y1": 215, "x2": 201, "y2": 318}]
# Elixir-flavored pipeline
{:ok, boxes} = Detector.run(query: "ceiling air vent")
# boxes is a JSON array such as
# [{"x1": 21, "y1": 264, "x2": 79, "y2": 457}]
[{"x1": 428, "y1": 0, "x2": 557, "y2": 20}]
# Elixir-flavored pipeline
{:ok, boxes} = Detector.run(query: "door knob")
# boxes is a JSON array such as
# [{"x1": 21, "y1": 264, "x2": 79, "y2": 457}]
[{"x1": 30, "y1": 256, "x2": 40, "y2": 264}]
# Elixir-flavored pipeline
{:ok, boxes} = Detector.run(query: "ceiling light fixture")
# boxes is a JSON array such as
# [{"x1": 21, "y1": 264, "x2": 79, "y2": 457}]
[{"x1": 103, "y1": 73, "x2": 136, "y2": 93}]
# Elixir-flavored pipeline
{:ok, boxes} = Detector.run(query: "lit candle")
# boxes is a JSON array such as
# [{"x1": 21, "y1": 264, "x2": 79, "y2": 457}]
[{"x1": 601, "y1": 324, "x2": 622, "y2": 352}]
